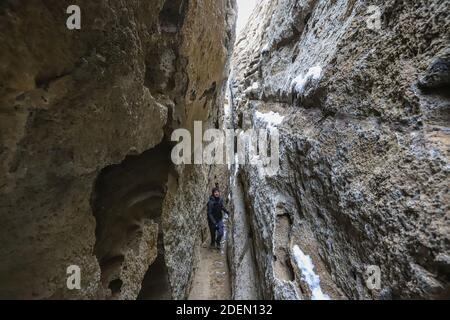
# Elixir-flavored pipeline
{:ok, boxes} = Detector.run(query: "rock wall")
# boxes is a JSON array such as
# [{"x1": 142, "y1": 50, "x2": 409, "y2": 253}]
[
  {"x1": 229, "y1": 0, "x2": 449, "y2": 299},
  {"x1": 0, "y1": 0, "x2": 236, "y2": 299}
]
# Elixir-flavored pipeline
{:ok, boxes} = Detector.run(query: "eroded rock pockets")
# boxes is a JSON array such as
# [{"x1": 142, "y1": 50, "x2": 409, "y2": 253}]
[
  {"x1": 144, "y1": 0, "x2": 188, "y2": 97},
  {"x1": 91, "y1": 141, "x2": 173, "y2": 300}
]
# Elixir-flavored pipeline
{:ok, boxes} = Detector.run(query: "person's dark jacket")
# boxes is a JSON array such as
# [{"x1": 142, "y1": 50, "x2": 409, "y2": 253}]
[{"x1": 207, "y1": 196, "x2": 229, "y2": 225}]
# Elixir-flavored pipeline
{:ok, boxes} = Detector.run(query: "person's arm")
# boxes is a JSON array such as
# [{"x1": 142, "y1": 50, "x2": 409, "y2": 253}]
[{"x1": 207, "y1": 201, "x2": 217, "y2": 225}]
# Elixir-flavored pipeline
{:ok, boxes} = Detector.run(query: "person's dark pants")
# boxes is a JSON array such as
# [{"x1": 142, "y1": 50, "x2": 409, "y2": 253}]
[{"x1": 208, "y1": 220, "x2": 224, "y2": 246}]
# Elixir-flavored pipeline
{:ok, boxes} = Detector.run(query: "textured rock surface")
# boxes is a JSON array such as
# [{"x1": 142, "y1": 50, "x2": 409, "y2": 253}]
[
  {"x1": 229, "y1": 0, "x2": 449, "y2": 299},
  {"x1": 0, "y1": 0, "x2": 236, "y2": 299}
]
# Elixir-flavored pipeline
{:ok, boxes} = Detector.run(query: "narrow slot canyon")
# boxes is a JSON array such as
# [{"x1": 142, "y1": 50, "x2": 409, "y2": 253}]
[{"x1": 0, "y1": 0, "x2": 449, "y2": 301}]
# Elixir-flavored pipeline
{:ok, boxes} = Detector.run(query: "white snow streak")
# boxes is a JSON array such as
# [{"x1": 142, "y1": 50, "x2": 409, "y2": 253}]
[
  {"x1": 291, "y1": 66, "x2": 322, "y2": 95},
  {"x1": 292, "y1": 245, "x2": 330, "y2": 300}
]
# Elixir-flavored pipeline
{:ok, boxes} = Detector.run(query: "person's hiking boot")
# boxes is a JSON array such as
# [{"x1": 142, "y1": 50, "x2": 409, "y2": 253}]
[
  {"x1": 210, "y1": 242, "x2": 216, "y2": 249},
  {"x1": 215, "y1": 242, "x2": 221, "y2": 250}
]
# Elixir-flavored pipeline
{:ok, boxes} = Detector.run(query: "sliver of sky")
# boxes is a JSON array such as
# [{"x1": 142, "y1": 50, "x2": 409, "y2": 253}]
[{"x1": 236, "y1": 0, "x2": 258, "y2": 36}]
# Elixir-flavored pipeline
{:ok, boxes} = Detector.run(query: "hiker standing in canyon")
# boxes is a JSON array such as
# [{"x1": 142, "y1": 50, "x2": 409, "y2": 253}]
[{"x1": 207, "y1": 188, "x2": 229, "y2": 250}]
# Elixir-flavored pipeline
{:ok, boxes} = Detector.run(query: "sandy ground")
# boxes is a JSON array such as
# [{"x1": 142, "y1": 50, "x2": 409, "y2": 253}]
[{"x1": 188, "y1": 233, "x2": 231, "y2": 300}]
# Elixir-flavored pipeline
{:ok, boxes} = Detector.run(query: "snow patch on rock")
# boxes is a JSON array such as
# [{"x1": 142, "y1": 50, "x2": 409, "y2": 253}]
[
  {"x1": 291, "y1": 66, "x2": 322, "y2": 95},
  {"x1": 255, "y1": 111, "x2": 284, "y2": 129},
  {"x1": 261, "y1": 43, "x2": 270, "y2": 55},
  {"x1": 244, "y1": 82, "x2": 261, "y2": 97},
  {"x1": 293, "y1": 245, "x2": 330, "y2": 300}
]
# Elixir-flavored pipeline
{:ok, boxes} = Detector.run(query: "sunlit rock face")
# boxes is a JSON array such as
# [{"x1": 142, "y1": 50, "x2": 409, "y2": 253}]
[
  {"x1": 0, "y1": 0, "x2": 236, "y2": 299},
  {"x1": 229, "y1": 0, "x2": 449, "y2": 299}
]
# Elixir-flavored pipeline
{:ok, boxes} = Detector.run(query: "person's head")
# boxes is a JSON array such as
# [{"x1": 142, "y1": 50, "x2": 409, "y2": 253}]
[{"x1": 212, "y1": 187, "x2": 220, "y2": 198}]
